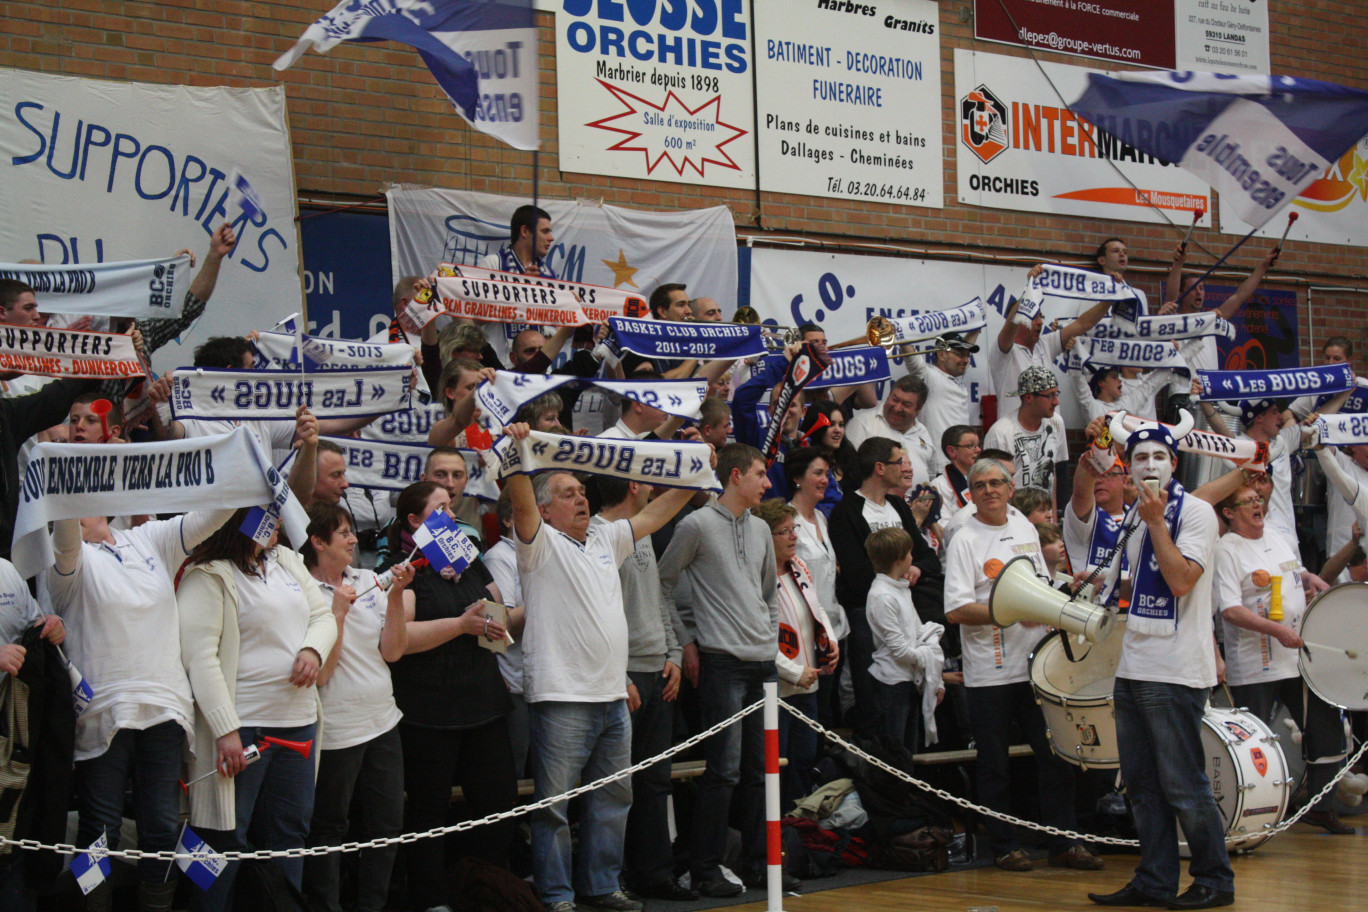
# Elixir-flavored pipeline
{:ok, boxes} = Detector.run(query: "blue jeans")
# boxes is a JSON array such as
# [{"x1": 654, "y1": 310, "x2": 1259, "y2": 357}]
[
  {"x1": 1115, "y1": 678, "x2": 1233, "y2": 898},
  {"x1": 529, "y1": 700, "x2": 632, "y2": 904},
  {"x1": 778, "y1": 691, "x2": 819, "y2": 811},
  {"x1": 691, "y1": 654, "x2": 775, "y2": 883},
  {"x1": 870, "y1": 679, "x2": 920, "y2": 755},
  {"x1": 192, "y1": 723, "x2": 318, "y2": 912},
  {"x1": 74, "y1": 720, "x2": 185, "y2": 884}
]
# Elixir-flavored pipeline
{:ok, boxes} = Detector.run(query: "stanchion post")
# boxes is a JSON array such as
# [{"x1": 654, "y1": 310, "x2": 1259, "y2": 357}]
[{"x1": 764, "y1": 681, "x2": 785, "y2": 912}]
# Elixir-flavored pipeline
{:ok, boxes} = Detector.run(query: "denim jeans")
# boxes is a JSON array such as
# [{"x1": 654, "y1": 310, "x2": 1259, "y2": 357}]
[
  {"x1": 965, "y1": 682, "x2": 1077, "y2": 857},
  {"x1": 690, "y1": 653, "x2": 775, "y2": 884},
  {"x1": 625, "y1": 669, "x2": 674, "y2": 888},
  {"x1": 1115, "y1": 678, "x2": 1234, "y2": 898},
  {"x1": 74, "y1": 720, "x2": 185, "y2": 884},
  {"x1": 778, "y1": 691, "x2": 819, "y2": 811},
  {"x1": 870, "y1": 679, "x2": 920, "y2": 756},
  {"x1": 303, "y1": 726, "x2": 404, "y2": 912},
  {"x1": 191, "y1": 723, "x2": 318, "y2": 912},
  {"x1": 529, "y1": 700, "x2": 632, "y2": 904}
]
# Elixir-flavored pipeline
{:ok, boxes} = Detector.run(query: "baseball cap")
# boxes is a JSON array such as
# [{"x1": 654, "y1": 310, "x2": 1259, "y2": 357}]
[
  {"x1": 939, "y1": 332, "x2": 980, "y2": 354},
  {"x1": 1009, "y1": 365, "x2": 1059, "y2": 397}
]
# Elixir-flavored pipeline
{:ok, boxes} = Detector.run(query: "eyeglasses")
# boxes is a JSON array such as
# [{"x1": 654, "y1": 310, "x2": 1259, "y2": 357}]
[
  {"x1": 1229, "y1": 498, "x2": 1261, "y2": 508},
  {"x1": 1103, "y1": 469, "x2": 1126, "y2": 478}
]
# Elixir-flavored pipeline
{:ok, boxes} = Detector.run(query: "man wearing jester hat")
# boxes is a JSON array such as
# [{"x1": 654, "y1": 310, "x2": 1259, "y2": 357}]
[{"x1": 1089, "y1": 411, "x2": 1234, "y2": 911}]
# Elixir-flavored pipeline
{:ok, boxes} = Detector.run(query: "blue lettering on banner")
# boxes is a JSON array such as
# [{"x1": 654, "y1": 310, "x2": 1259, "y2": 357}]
[
  {"x1": 11, "y1": 101, "x2": 287, "y2": 271},
  {"x1": 561, "y1": 0, "x2": 749, "y2": 74}
]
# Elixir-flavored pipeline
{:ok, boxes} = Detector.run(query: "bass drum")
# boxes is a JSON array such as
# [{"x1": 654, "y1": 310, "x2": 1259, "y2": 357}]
[
  {"x1": 1298, "y1": 583, "x2": 1368, "y2": 711},
  {"x1": 1181, "y1": 708, "x2": 1291, "y2": 857},
  {"x1": 1029, "y1": 621, "x2": 1125, "y2": 769}
]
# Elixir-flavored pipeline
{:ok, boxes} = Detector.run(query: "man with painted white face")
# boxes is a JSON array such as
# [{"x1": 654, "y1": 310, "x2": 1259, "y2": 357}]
[
  {"x1": 1089, "y1": 418, "x2": 1232, "y2": 911},
  {"x1": 504, "y1": 423, "x2": 695, "y2": 912},
  {"x1": 944, "y1": 458, "x2": 1098, "y2": 873}
]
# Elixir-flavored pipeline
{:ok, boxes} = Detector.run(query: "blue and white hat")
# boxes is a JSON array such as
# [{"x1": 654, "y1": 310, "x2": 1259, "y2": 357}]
[
  {"x1": 1109, "y1": 409, "x2": 1196, "y2": 458},
  {"x1": 1239, "y1": 398, "x2": 1280, "y2": 428}
]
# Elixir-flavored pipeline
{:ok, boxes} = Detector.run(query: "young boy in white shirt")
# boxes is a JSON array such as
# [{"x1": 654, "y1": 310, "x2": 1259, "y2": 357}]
[{"x1": 865, "y1": 527, "x2": 944, "y2": 753}]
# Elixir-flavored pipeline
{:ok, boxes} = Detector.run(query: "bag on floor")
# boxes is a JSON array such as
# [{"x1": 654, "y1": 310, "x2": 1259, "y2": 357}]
[
  {"x1": 451, "y1": 856, "x2": 542, "y2": 912},
  {"x1": 871, "y1": 825, "x2": 952, "y2": 872}
]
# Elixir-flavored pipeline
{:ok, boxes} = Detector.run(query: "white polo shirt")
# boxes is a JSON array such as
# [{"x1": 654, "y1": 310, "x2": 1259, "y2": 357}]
[
  {"x1": 517, "y1": 516, "x2": 636, "y2": 703},
  {"x1": 314, "y1": 568, "x2": 403, "y2": 750},
  {"x1": 845, "y1": 410, "x2": 935, "y2": 488}
]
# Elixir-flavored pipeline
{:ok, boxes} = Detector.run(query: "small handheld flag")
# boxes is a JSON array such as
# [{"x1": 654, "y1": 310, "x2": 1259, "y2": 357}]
[
  {"x1": 69, "y1": 834, "x2": 111, "y2": 895},
  {"x1": 226, "y1": 169, "x2": 264, "y2": 222},
  {"x1": 56, "y1": 645, "x2": 94, "y2": 716},
  {"x1": 175, "y1": 825, "x2": 227, "y2": 891},
  {"x1": 411, "y1": 510, "x2": 478, "y2": 574}
]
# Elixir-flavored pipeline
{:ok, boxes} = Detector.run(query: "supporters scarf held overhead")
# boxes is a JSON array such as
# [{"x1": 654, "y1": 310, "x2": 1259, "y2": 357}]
[
  {"x1": 0, "y1": 325, "x2": 146, "y2": 379},
  {"x1": 170, "y1": 366, "x2": 413, "y2": 420},
  {"x1": 475, "y1": 371, "x2": 709, "y2": 426},
  {"x1": 1198, "y1": 363, "x2": 1356, "y2": 401},
  {"x1": 493, "y1": 430, "x2": 721, "y2": 492},
  {"x1": 0, "y1": 255, "x2": 191, "y2": 320}
]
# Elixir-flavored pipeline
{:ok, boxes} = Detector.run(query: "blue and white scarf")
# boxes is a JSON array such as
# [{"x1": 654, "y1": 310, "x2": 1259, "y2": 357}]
[
  {"x1": 475, "y1": 371, "x2": 707, "y2": 426},
  {"x1": 1113, "y1": 478, "x2": 1186, "y2": 636},
  {"x1": 496, "y1": 243, "x2": 556, "y2": 279},
  {"x1": 1029, "y1": 263, "x2": 1134, "y2": 301},
  {"x1": 170, "y1": 366, "x2": 412, "y2": 420},
  {"x1": 251, "y1": 330, "x2": 415, "y2": 373},
  {"x1": 492, "y1": 431, "x2": 721, "y2": 492},
  {"x1": 873, "y1": 299, "x2": 987, "y2": 345},
  {"x1": 1198, "y1": 363, "x2": 1355, "y2": 401},
  {"x1": 762, "y1": 345, "x2": 890, "y2": 389},
  {"x1": 1091, "y1": 311, "x2": 1234, "y2": 342},
  {"x1": 1314, "y1": 413, "x2": 1368, "y2": 447},
  {"x1": 605, "y1": 316, "x2": 765, "y2": 362},
  {"x1": 320, "y1": 435, "x2": 499, "y2": 500},
  {"x1": 1316, "y1": 378, "x2": 1368, "y2": 414},
  {"x1": 1062, "y1": 336, "x2": 1192, "y2": 377},
  {"x1": 0, "y1": 255, "x2": 191, "y2": 320},
  {"x1": 1084, "y1": 508, "x2": 1127, "y2": 581}
]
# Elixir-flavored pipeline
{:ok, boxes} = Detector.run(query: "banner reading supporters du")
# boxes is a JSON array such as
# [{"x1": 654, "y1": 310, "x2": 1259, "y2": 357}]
[
  {"x1": 748, "y1": 248, "x2": 1099, "y2": 427},
  {"x1": 554, "y1": 0, "x2": 755, "y2": 189},
  {"x1": 953, "y1": 50, "x2": 1212, "y2": 225},
  {"x1": 0, "y1": 68, "x2": 302, "y2": 374},
  {"x1": 752, "y1": 0, "x2": 943, "y2": 207}
]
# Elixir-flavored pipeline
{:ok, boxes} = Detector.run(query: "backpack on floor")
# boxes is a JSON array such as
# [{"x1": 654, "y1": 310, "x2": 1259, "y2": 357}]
[{"x1": 451, "y1": 857, "x2": 542, "y2": 912}]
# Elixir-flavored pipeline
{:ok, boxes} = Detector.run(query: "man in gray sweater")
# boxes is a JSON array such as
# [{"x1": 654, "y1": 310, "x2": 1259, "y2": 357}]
[
  {"x1": 658, "y1": 443, "x2": 792, "y2": 897},
  {"x1": 589, "y1": 477, "x2": 697, "y2": 902}
]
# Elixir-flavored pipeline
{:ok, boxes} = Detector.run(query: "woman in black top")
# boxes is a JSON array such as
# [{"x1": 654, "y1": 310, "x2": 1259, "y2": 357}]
[{"x1": 382, "y1": 481, "x2": 517, "y2": 910}]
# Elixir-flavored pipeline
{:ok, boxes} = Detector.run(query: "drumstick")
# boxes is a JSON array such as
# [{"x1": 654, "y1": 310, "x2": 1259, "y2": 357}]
[
  {"x1": 1303, "y1": 641, "x2": 1359, "y2": 660},
  {"x1": 1180, "y1": 207, "x2": 1204, "y2": 251},
  {"x1": 1275, "y1": 210, "x2": 1299, "y2": 250}
]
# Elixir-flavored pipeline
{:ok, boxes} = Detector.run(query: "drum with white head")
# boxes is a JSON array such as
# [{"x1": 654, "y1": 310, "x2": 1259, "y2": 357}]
[
  {"x1": 1297, "y1": 583, "x2": 1368, "y2": 711},
  {"x1": 1029, "y1": 621, "x2": 1125, "y2": 769},
  {"x1": 1181, "y1": 707, "x2": 1291, "y2": 856}
]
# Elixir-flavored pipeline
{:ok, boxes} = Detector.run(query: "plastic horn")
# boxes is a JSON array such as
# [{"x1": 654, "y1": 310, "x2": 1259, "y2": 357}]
[
  {"x1": 89, "y1": 398, "x2": 114, "y2": 443},
  {"x1": 260, "y1": 735, "x2": 314, "y2": 758},
  {"x1": 797, "y1": 412, "x2": 830, "y2": 445},
  {"x1": 354, "y1": 557, "x2": 430, "y2": 599},
  {"x1": 1275, "y1": 210, "x2": 1299, "y2": 249},
  {"x1": 1180, "y1": 207, "x2": 1205, "y2": 251}
]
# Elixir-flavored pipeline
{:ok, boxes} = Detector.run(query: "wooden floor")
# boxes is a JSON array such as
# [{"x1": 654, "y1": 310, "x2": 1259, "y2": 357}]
[{"x1": 727, "y1": 825, "x2": 1365, "y2": 911}]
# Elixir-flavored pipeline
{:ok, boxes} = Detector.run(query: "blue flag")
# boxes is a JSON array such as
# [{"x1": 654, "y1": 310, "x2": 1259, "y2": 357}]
[
  {"x1": 176, "y1": 825, "x2": 227, "y2": 892},
  {"x1": 274, "y1": 0, "x2": 539, "y2": 151},
  {"x1": 69, "y1": 834, "x2": 110, "y2": 896},
  {"x1": 1070, "y1": 72, "x2": 1368, "y2": 227},
  {"x1": 412, "y1": 509, "x2": 478, "y2": 574}
]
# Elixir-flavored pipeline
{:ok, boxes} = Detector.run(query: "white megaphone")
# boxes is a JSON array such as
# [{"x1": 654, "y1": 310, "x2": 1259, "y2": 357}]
[{"x1": 989, "y1": 555, "x2": 1114, "y2": 643}]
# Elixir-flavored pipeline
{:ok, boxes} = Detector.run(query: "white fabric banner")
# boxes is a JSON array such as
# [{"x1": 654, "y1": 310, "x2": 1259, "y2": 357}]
[
  {"x1": 1068, "y1": 336, "x2": 1192, "y2": 376},
  {"x1": 1089, "y1": 312, "x2": 1235, "y2": 342},
  {"x1": 0, "y1": 68, "x2": 303, "y2": 374},
  {"x1": 1028, "y1": 264, "x2": 1132, "y2": 301},
  {"x1": 170, "y1": 367, "x2": 412, "y2": 420},
  {"x1": 10, "y1": 428, "x2": 294, "y2": 578},
  {"x1": 322, "y1": 435, "x2": 499, "y2": 501},
  {"x1": 0, "y1": 325, "x2": 145, "y2": 379},
  {"x1": 493, "y1": 431, "x2": 721, "y2": 492},
  {"x1": 251, "y1": 330, "x2": 416, "y2": 372},
  {"x1": 0, "y1": 255, "x2": 191, "y2": 319},
  {"x1": 387, "y1": 188, "x2": 739, "y2": 361}
]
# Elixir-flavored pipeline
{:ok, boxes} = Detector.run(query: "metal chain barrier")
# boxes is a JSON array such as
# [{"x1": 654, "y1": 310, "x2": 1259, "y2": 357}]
[
  {"x1": 0, "y1": 699, "x2": 765, "y2": 863},
  {"x1": 778, "y1": 700, "x2": 1368, "y2": 848}
]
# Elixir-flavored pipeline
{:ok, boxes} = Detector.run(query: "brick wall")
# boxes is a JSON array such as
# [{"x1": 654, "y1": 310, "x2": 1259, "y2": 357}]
[{"x1": 4, "y1": 0, "x2": 1366, "y2": 364}]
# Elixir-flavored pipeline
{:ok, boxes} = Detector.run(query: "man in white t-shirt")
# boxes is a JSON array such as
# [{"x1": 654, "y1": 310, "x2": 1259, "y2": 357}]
[
  {"x1": 1210, "y1": 484, "x2": 1349, "y2": 834},
  {"x1": 1095, "y1": 237, "x2": 1150, "y2": 315},
  {"x1": 991, "y1": 268, "x2": 1113, "y2": 425},
  {"x1": 845, "y1": 375, "x2": 936, "y2": 487},
  {"x1": 944, "y1": 458, "x2": 1099, "y2": 873},
  {"x1": 1088, "y1": 425, "x2": 1232, "y2": 910},
  {"x1": 984, "y1": 366, "x2": 1068, "y2": 508},
  {"x1": 903, "y1": 332, "x2": 979, "y2": 474},
  {"x1": 504, "y1": 423, "x2": 695, "y2": 912}
]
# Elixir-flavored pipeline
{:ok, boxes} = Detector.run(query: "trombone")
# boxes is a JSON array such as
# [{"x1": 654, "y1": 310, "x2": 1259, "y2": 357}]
[{"x1": 830, "y1": 316, "x2": 946, "y2": 359}]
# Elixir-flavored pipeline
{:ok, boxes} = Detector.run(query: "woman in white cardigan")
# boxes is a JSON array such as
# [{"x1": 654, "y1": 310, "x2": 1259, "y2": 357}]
[{"x1": 178, "y1": 509, "x2": 337, "y2": 912}]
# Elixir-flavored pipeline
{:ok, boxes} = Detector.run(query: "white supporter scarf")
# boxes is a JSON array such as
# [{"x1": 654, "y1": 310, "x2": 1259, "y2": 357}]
[
  {"x1": 1069, "y1": 336, "x2": 1192, "y2": 375},
  {"x1": 322, "y1": 435, "x2": 499, "y2": 501},
  {"x1": 877, "y1": 298, "x2": 987, "y2": 345},
  {"x1": 475, "y1": 372, "x2": 708, "y2": 428},
  {"x1": 399, "y1": 275, "x2": 587, "y2": 334},
  {"x1": 10, "y1": 428, "x2": 305, "y2": 578},
  {"x1": 0, "y1": 325, "x2": 146, "y2": 380},
  {"x1": 251, "y1": 330, "x2": 416, "y2": 372},
  {"x1": 1112, "y1": 411, "x2": 1266, "y2": 468},
  {"x1": 1028, "y1": 263, "x2": 1133, "y2": 301},
  {"x1": 0, "y1": 255, "x2": 191, "y2": 319},
  {"x1": 1314, "y1": 414, "x2": 1368, "y2": 447},
  {"x1": 170, "y1": 366, "x2": 412, "y2": 420},
  {"x1": 493, "y1": 431, "x2": 721, "y2": 492},
  {"x1": 448, "y1": 263, "x2": 650, "y2": 324},
  {"x1": 1090, "y1": 312, "x2": 1235, "y2": 342}
]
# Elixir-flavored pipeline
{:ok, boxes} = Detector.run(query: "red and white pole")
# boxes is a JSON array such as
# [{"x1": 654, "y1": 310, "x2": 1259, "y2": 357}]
[{"x1": 764, "y1": 681, "x2": 785, "y2": 912}]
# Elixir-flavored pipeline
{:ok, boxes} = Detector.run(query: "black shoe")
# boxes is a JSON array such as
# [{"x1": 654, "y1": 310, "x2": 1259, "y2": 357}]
[
  {"x1": 741, "y1": 871, "x2": 801, "y2": 893},
  {"x1": 638, "y1": 880, "x2": 699, "y2": 901},
  {"x1": 695, "y1": 877, "x2": 743, "y2": 899},
  {"x1": 1302, "y1": 809, "x2": 1356, "y2": 834},
  {"x1": 1166, "y1": 885, "x2": 1235, "y2": 910},
  {"x1": 1088, "y1": 884, "x2": 1170, "y2": 907}
]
